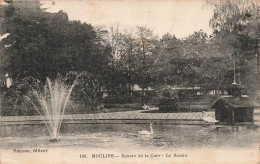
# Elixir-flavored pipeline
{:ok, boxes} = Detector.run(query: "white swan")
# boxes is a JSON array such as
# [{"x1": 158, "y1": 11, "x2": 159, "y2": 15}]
[
  {"x1": 0, "y1": 33, "x2": 9, "y2": 41},
  {"x1": 142, "y1": 104, "x2": 150, "y2": 110},
  {"x1": 202, "y1": 111, "x2": 218, "y2": 123},
  {"x1": 138, "y1": 123, "x2": 154, "y2": 135}
]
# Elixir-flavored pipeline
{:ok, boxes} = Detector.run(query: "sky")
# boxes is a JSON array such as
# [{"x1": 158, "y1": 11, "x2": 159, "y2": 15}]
[{"x1": 42, "y1": 0, "x2": 214, "y2": 38}]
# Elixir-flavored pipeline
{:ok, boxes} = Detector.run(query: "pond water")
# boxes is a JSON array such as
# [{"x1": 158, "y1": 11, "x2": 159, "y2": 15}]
[{"x1": 0, "y1": 123, "x2": 259, "y2": 150}]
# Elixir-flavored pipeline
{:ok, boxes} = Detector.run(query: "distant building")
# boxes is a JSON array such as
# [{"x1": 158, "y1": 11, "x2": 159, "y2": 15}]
[
  {"x1": 132, "y1": 84, "x2": 154, "y2": 92},
  {"x1": 167, "y1": 85, "x2": 202, "y2": 101}
]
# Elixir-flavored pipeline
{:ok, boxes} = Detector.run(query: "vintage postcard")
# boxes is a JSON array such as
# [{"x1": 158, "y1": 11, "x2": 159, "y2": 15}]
[{"x1": 0, "y1": 0, "x2": 260, "y2": 163}]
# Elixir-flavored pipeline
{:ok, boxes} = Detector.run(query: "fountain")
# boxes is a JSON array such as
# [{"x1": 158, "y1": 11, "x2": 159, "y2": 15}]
[{"x1": 26, "y1": 77, "x2": 75, "y2": 142}]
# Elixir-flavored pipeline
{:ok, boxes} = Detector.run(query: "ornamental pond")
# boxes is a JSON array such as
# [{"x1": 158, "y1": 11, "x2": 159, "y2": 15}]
[{"x1": 1, "y1": 123, "x2": 259, "y2": 150}]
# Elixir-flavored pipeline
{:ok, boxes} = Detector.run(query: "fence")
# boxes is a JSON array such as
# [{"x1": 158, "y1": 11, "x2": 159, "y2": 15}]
[{"x1": 0, "y1": 112, "x2": 215, "y2": 122}]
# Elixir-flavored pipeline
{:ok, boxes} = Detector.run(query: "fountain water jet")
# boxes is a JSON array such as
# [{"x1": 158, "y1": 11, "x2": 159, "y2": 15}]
[{"x1": 26, "y1": 77, "x2": 75, "y2": 142}]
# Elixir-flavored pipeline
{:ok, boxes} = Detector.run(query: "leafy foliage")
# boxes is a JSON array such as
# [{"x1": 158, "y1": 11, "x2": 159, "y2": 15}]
[
  {"x1": 1, "y1": 0, "x2": 260, "y2": 116},
  {"x1": 74, "y1": 72, "x2": 103, "y2": 111},
  {"x1": 0, "y1": 1, "x2": 111, "y2": 83},
  {"x1": 156, "y1": 85, "x2": 179, "y2": 112},
  {"x1": 1, "y1": 76, "x2": 42, "y2": 115}
]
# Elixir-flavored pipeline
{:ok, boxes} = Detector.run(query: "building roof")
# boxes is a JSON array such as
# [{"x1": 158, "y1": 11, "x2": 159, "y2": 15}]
[
  {"x1": 166, "y1": 85, "x2": 201, "y2": 90},
  {"x1": 211, "y1": 95, "x2": 260, "y2": 109}
]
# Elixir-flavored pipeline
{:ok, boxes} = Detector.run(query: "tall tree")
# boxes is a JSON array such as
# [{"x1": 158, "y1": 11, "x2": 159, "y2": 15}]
[
  {"x1": 135, "y1": 27, "x2": 158, "y2": 98},
  {"x1": 207, "y1": 0, "x2": 260, "y2": 98},
  {"x1": 0, "y1": 1, "x2": 111, "y2": 85}
]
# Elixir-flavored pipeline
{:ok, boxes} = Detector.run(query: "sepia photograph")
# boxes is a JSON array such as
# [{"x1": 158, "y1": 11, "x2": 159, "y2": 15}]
[{"x1": 0, "y1": 0, "x2": 260, "y2": 163}]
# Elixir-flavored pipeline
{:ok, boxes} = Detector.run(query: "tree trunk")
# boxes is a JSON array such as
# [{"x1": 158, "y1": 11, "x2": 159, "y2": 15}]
[
  {"x1": 141, "y1": 87, "x2": 145, "y2": 105},
  {"x1": 257, "y1": 37, "x2": 260, "y2": 101}
]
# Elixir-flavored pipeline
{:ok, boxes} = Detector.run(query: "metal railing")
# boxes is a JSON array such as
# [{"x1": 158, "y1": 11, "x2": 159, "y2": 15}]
[{"x1": 0, "y1": 112, "x2": 215, "y2": 122}]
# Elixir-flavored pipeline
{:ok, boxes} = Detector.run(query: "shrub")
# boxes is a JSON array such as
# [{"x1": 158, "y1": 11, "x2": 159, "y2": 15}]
[
  {"x1": 73, "y1": 72, "x2": 103, "y2": 111},
  {"x1": 1, "y1": 76, "x2": 42, "y2": 116},
  {"x1": 156, "y1": 85, "x2": 179, "y2": 112}
]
